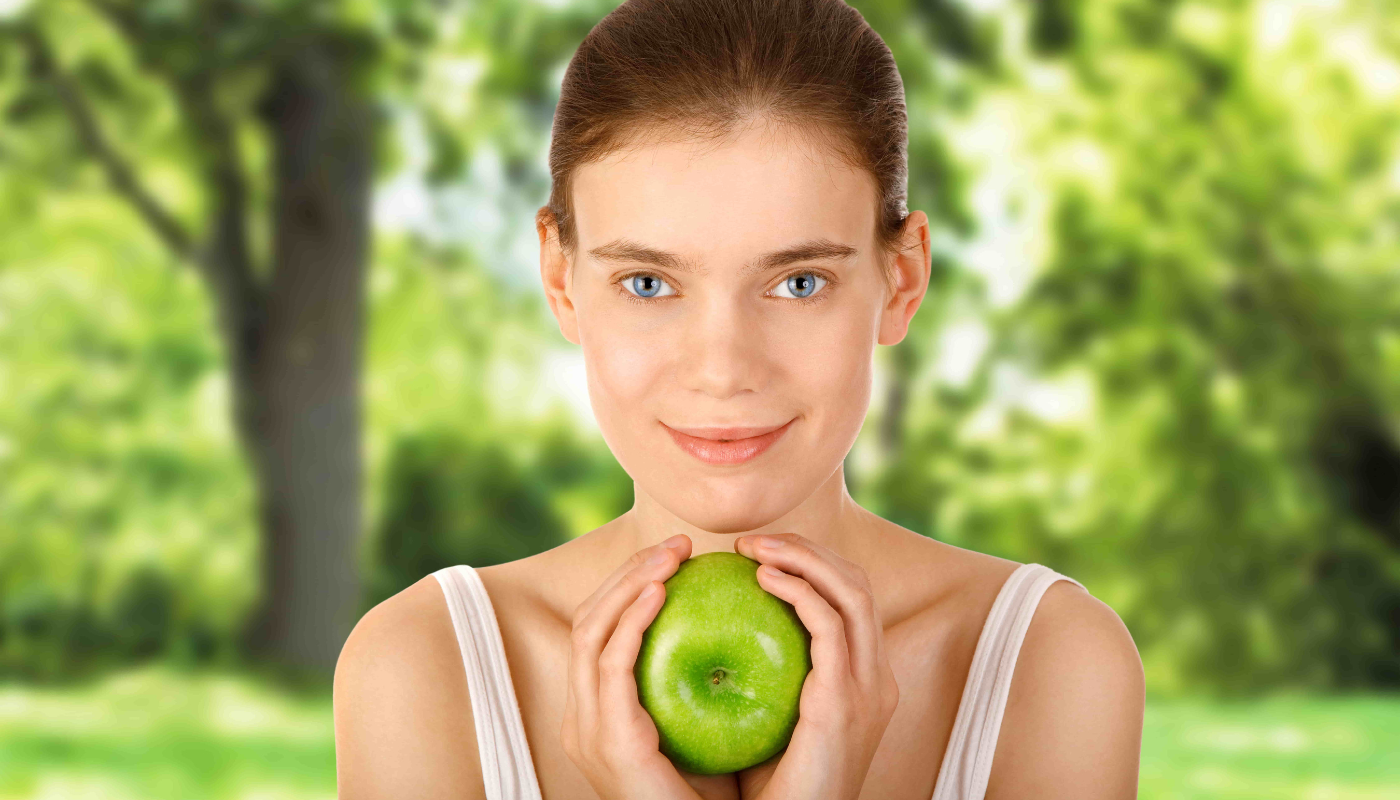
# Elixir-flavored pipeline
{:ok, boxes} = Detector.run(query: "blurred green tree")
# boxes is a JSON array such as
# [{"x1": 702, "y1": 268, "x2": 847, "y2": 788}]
[
  {"x1": 5, "y1": 0, "x2": 1394, "y2": 696},
  {"x1": 867, "y1": 0, "x2": 1400, "y2": 692},
  {"x1": 0, "y1": 0, "x2": 641, "y2": 674},
  {"x1": 2, "y1": 0, "x2": 397, "y2": 672},
  {"x1": 367, "y1": 431, "x2": 569, "y2": 609}
]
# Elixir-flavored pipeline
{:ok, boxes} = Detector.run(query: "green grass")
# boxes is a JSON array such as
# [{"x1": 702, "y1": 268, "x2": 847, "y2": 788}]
[
  {"x1": 1140, "y1": 695, "x2": 1400, "y2": 799},
  {"x1": 0, "y1": 665, "x2": 335, "y2": 800},
  {"x1": 1, "y1": 665, "x2": 1397, "y2": 798}
]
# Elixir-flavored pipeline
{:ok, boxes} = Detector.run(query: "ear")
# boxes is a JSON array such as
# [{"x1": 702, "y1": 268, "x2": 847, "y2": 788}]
[
  {"x1": 877, "y1": 210, "x2": 932, "y2": 346},
  {"x1": 537, "y1": 206, "x2": 581, "y2": 345}
]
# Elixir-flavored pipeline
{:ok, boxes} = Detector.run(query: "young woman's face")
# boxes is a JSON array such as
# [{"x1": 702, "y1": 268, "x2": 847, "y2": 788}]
[{"x1": 541, "y1": 120, "x2": 927, "y2": 534}]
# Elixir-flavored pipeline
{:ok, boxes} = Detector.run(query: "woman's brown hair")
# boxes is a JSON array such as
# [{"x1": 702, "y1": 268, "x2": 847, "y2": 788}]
[{"x1": 538, "y1": 0, "x2": 912, "y2": 297}]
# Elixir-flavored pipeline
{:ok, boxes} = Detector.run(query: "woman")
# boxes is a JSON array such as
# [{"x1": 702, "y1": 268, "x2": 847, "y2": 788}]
[{"x1": 334, "y1": 1, "x2": 1145, "y2": 798}]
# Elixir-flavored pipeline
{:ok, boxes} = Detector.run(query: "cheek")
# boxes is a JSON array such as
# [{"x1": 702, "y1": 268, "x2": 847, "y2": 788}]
[
  {"x1": 583, "y1": 332, "x2": 654, "y2": 404},
  {"x1": 579, "y1": 314, "x2": 667, "y2": 442},
  {"x1": 573, "y1": 281, "x2": 660, "y2": 402},
  {"x1": 782, "y1": 307, "x2": 875, "y2": 411},
  {"x1": 580, "y1": 318, "x2": 681, "y2": 484}
]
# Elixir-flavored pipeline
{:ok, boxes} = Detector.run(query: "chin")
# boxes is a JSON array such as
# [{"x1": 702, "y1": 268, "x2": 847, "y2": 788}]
[
  {"x1": 658, "y1": 481, "x2": 800, "y2": 535},
  {"x1": 679, "y1": 508, "x2": 781, "y2": 535}
]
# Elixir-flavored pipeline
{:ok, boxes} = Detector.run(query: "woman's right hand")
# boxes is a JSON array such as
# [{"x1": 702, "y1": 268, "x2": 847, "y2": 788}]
[
  {"x1": 731, "y1": 533, "x2": 901, "y2": 800},
  {"x1": 563, "y1": 533, "x2": 737, "y2": 800}
]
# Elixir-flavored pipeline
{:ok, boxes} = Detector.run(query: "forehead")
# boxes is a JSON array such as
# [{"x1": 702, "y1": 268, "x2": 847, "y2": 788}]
[{"x1": 570, "y1": 121, "x2": 877, "y2": 259}]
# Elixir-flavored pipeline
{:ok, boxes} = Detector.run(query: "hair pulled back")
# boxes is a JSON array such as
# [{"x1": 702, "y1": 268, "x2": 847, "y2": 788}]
[{"x1": 540, "y1": 0, "x2": 911, "y2": 292}]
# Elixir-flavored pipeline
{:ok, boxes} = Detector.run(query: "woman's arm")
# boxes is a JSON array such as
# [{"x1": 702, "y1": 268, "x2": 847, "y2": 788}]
[
  {"x1": 985, "y1": 581, "x2": 1146, "y2": 799},
  {"x1": 334, "y1": 576, "x2": 486, "y2": 800}
]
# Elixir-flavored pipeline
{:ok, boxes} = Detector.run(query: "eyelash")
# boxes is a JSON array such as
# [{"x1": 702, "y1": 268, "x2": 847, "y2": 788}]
[{"x1": 613, "y1": 270, "x2": 836, "y2": 306}]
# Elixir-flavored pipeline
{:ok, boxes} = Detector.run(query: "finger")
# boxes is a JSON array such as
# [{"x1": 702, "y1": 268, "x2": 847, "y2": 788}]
[
  {"x1": 560, "y1": 673, "x2": 579, "y2": 759},
  {"x1": 755, "y1": 564, "x2": 850, "y2": 680},
  {"x1": 574, "y1": 543, "x2": 684, "y2": 662},
  {"x1": 686, "y1": 771, "x2": 749, "y2": 797},
  {"x1": 747, "y1": 534, "x2": 883, "y2": 685},
  {"x1": 571, "y1": 543, "x2": 686, "y2": 725},
  {"x1": 736, "y1": 750, "x2": 781, "y2": 798},
  {"x1": 573, "y1": 534, "x2": 691, "y2": 624},
  {"x1": 598, "y1": 579, "x2": 666, "y2": 723},
  {"x1": 571, "y1": 541, "x2": 680, "y2": 734},
  {"x1": 567, "y1": 615, "x2": 599, "y2": 732},
  {"x1": 738, "y1": 534, "x2": 881, "y2": 688}
]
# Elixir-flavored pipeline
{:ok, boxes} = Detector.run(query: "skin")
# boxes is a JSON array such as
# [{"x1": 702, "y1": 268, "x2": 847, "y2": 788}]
[{"x1": 334, "y1": 117, "x2": 1145, "y2": 800}]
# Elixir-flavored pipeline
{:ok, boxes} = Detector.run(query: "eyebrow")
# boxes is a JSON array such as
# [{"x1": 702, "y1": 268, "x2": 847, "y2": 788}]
[{"x1": 586, "y1": 237, "x2": 859, "y2": 276}]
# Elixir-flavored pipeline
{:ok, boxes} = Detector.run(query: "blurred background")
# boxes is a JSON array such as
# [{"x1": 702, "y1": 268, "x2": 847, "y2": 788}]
[{"x1": 1, "y1": 0, "x2": 1397, "y2": 797}]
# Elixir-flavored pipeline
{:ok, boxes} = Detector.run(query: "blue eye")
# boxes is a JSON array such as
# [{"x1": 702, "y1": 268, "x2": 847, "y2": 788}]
[
  {"x1": 621, "y1": 274, "x2": 676, "y2": 299},
  {"x1": 618, "y1": 271, "x2": 828, "y2": 302},
  {"x1": 773, "y1": 272, "x2": 826, "y2": 300}
]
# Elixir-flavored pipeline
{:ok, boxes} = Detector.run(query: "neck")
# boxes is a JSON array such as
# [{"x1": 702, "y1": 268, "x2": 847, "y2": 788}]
[{"x1": 614, "y1": 462, "x2": 867, "y2": 560}]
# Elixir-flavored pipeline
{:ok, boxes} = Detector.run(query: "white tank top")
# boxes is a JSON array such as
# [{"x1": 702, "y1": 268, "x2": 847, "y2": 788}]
[{"x1": 433, "y1": 561, "x2": 1082, "y2": 800}]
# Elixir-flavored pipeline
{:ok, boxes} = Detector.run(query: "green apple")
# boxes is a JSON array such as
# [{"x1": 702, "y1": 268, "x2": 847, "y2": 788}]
[{"x1": 635, "y1": 551, "x2": 812, "y2": 775}]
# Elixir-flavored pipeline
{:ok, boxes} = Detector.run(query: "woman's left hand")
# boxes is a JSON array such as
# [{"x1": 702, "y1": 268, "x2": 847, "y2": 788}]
[{"x1": 730, "y1": 533, "x2": 900, "y2": 800}]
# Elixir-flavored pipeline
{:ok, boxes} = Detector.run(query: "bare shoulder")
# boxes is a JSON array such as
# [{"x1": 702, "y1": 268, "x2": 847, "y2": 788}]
[
  {"x1": 334, "y1": 574, "x2": 486, "y2": 800},
  {"x1": 985, "y1": 579, "x2": 1145, "y2": 799}
]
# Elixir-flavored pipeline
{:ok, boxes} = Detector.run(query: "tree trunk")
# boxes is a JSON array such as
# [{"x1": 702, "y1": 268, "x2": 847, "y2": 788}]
[
  {"x1": 236, "y1": 48, "x2": 373, "y2": 674},
  {"x1": 19, "y1": 16, "x2": 374, "y2": 675}
]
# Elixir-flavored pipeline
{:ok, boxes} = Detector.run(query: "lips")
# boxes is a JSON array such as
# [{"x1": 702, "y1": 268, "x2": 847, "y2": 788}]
[
  {"x1": 663, "y1": 419, "x2": 795, "y2": 466},
  {"x1": 666, "y1": 422, "x2": 792, "y2": 441}
]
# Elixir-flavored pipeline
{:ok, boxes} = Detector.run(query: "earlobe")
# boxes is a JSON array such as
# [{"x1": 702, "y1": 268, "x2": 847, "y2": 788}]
[{"x1": 877, "y1": 210, "x2": 932, "y2": 347}]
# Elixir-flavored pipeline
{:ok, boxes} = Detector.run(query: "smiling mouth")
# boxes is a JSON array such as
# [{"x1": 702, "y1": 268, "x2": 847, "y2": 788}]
[
  {"x1": 665, "y1": 421, "x2": 792, "y2": 440},
  {"x1": 661, "y1": 419, "x2": 795, "y2": 466}
]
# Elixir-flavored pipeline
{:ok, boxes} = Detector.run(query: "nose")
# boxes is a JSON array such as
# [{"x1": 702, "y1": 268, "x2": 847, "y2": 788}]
[{"x1": 682, "y1": 295, "x2": 771, "y2": 399}]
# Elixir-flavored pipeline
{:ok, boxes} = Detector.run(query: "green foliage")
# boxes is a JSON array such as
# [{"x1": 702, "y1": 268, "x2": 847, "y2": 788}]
[
  {"x1": 1024, "y1": 0, "x2": 1400, "y2": 691},
  {"x1": 1, "y1": 0, "x2": 1398, "y2": 698},
  {"x1": 866, "y1": 0, "x2": 1400, "y2": 693},
  {"x1": 365, "y1": 415, "x2": 637, "y2": 613},
  {"x1": 367, "y1": 430, "x2": 569, "y2": 608},
  {"x1": 361, "y1": 233, "x2": 635, "y2": 611},
  {"x1": 0, "y1": 181, "x2": 255, "y2": 680}
]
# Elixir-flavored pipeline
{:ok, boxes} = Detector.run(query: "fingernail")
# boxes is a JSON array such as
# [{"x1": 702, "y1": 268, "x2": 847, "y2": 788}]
[
  {"x1": 758, "y1": 536, "x2": 785, "y2": 549},
  {"x1": 760, "y1": 565, "x2": 783, "y2": 578},
  {"x1": 647, "y1": 551, "x2": 668, "y2": 565},
  {"x1": 663, "y1": 536, "x2": 687, "y2": 551},
  {"x1": 640, "y1": 582, "x2": 658, "y2": 598}
]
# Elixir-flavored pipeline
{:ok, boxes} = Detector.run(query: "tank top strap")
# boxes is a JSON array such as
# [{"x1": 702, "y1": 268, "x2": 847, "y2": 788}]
[
  {"x1": 930, "y1": 563, "x2": 1084, "y2": 800},
  {"x1": 433, "y1": 565, "x2": 544, "y2": 800}
]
